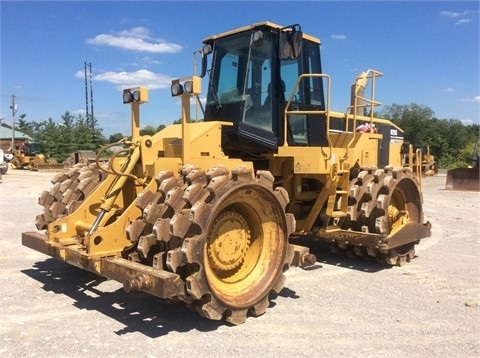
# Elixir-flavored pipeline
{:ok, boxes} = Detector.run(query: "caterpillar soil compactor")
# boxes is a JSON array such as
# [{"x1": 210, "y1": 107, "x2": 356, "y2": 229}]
[
  {"x1": 414, "y1": 145, "x2": 438, "y2": 176},
  {"x1": 22, "y1": 22, "x2": 431, "y2": 325}
]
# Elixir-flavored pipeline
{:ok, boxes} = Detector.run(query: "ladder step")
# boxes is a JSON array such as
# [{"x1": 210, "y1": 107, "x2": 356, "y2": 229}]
[
  {"x1": 330, "y1": 210, "x2": 347, "y2": 218},
  {"x1": 326, "y1": 225, "x2": 341, "y2": 233},
  {"x1": 336, "y1": 190, "x2": 348, "y2": 195}
]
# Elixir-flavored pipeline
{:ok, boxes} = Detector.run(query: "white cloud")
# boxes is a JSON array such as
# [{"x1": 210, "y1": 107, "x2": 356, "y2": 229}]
[
  {"x1": 86, "y1": 27, "x2": 182, "y2": 53},
  {"x1": 141, "y1": 56, "x2": 162, "y2": 65},
  {"x1": 455, "y1": 18, "x2": 472, "y2": 25},
  {"x1": 117, "y1": 27, "x2": 150, "y2": 39},
  {"x1": 461, "y1": 96, "x2": 480, "y2": 103},
  {"x1": 75, "y1": 69, "x2": 173, "y2": 90},
  {"x1": 442, "y1": 88, "x2": 455, "y2": 93},
  {"x1": 331, "y1": 34, "x2": 347, "y2": 40},
  {"x1": 440, "y1": 10, "x2": 474, "y2": 25},
  {"x1": 440, "y1": 10, "x2": 472, "y2": 18}
]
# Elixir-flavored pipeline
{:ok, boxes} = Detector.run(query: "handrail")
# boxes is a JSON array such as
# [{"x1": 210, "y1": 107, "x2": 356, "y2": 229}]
[
  {"x1": 415, "y1": 148, "x2": 423, "y2": 192},
  {"x1": 284, "y1": 73, "x2": 333, "y2": 159},
  {"x1": 340, "y1": 69, "x2": 383, "y2": 163},
  {"x1": 350, "y1": 69, "x2": 383, "y2": 131},
  {"x1": 283, "y1": 70, "x2": 384, "y2": 166}
]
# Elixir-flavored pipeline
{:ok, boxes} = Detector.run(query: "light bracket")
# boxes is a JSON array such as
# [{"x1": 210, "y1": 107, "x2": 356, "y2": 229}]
[
  {"x1": 123, "y1": 87, "x2": 148, "y2": 104},
  {"x1": 170, "y1": 76, "x2": 201, "y2": 97}
]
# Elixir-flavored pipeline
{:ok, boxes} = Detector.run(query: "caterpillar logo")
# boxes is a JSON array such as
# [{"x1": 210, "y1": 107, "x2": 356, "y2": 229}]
[{"x1": 390, "y1": 129, "x2": 398, "y2": 136}]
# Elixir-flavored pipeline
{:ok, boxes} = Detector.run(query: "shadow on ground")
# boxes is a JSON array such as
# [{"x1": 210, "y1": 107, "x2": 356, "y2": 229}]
[
  {"x1": 293, "y1": 238, "x2": 395, "y2": 273},
  {"x1": 21, "y1": 242, "x2": 393, "y2": 337},
  {"x1": 22, "y1": 259, "x2": 223, "y2": 337}
]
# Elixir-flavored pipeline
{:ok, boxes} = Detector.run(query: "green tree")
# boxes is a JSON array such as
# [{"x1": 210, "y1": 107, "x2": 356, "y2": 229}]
[
  {"x1": 36, "y1": 118, "x2": 61, "y2": 159},
  {"x1": 109, "y1": 132, "x2": 125, "y2": 143},
  {"x1": 86, "y1": 114, "x2": 106, "y2": 148},
  {"x1": 16, "y1": 114, "x2": 34, "y2": 136},
  {"x1": 56, "y1": 112, "x2": 77, "y2": 161},
  {"x1": 381, "y1": 103, "x2": 480, "y2": 168},
  {"x1": 12, "y1": 112, "x2": 107, "y2": 162},
  {"x1": 381, "y1": 103, "x2": 436, "y2": 145},
  {"x1": 72, "y1": 114, "x2": 95, "y2": 151},
  {"x1": 140, "y1": 125, "x2": 157, "y2": 136}
]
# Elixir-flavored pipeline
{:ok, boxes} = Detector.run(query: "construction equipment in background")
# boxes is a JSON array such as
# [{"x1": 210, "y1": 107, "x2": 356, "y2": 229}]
[
  {"x1": 416, "y1": 145, "x2": 438, "y2": 176},
  {"x1": 445, "y1": 142, "x2": 480, "y2": 191},
  {"x1": 10, "y1": 142, "x2": 63, "y2": 171},
  {"x1": 22, "y1": 22, "x2": 431, "y2": 325},
  {"x1": 63, "y1": 150, "x2": 97, "y2": 168},
  {"x1": 403, "y1": 144, "x2": 438, "y2": 176}
]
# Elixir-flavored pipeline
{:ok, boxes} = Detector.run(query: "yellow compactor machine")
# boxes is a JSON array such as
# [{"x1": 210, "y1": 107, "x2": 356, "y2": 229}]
[
  {"x1": 23, "y1": 22, "x2": 431, "y2": 325},
  {"x1": 10, "y1": 142, "x2": 63, "y2": 170}
]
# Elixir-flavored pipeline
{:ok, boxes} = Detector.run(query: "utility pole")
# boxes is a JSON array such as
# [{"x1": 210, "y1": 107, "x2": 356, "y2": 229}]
[
  {"x1": 89, "y1": 63, "x2": 94, "y2": 126},
  {"x1": 10, "y1": 95, "x2": 17, "y2": 153},
  {"x1": 84, "y1": 62, "x2": 89, "y2": 119},
  {"x1": 84, "y1": 62, "x2": 94, "y2": 140}
]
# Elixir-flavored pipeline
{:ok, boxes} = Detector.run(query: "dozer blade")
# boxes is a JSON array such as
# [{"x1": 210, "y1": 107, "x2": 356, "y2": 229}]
[{"x1": 445, "y1": 168, "x2": 480, "y2": 191}]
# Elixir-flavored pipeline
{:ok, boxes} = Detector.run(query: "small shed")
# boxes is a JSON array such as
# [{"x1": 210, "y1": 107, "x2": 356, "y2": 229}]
[{"x1": 0, "y1": 125, "x2": 34, "y2": 153}]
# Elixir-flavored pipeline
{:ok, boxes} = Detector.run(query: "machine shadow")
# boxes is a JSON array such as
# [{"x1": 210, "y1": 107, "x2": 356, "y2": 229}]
[
  {"x1": 21, "y1": 259, "x2": 223, "y2": 338},
  {"x1": 21, "y1": 243, "x2": 392, "y2": 337},
  {"x1": 293, "y1": 239, "x2": 395, "y2": 273}
]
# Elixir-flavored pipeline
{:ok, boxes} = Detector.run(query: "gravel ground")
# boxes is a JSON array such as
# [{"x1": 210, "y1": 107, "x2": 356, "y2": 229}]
[{"x1": 0, "y1": 168, "x2": 479, "y2": 357}]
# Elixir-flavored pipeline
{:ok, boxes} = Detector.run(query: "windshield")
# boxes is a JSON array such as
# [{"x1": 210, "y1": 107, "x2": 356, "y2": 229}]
[{"x1": 205, "y1": 29, "x2": 275, "y2": 132}]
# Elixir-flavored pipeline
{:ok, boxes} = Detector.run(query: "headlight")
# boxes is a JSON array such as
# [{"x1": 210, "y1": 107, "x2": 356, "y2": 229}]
[
  {"x1": 171, "y1": 83, "x2": 184, "y2": 97},
  {"x1": 171, "y1": 76, "x2": 201, "y2": 96},
  {"x1": 184, "y1": 81, "x2": 193, "y2": 94},
  {"x1": 123, "y1": 87, "x2": 148, "y2": 104},
  {"x1": 133, "y1": 90, "x2": 141, "y2": 102},
  {"x1": 123, "y1": 91, "x2": 133, "y2": 103}
]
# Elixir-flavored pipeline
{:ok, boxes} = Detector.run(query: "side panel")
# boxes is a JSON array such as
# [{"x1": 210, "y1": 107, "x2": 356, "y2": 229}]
[{"x1": 374, "y1": 123, "x2": 404, "y2": 168}]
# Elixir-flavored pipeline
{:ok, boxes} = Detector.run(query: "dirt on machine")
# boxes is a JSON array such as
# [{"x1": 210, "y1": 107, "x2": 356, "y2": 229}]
[{"x1": 22, "y1": 22, "x2": 431, "y2": 325}]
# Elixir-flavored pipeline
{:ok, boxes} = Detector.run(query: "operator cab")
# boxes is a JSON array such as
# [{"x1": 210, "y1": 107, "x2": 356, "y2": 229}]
[{"x1": 203, "y1": 22, "x2": 328, "y2": 155}]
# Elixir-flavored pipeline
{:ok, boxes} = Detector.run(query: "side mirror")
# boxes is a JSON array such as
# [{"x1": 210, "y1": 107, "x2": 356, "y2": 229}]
[
  {"x1": 280, "y1": 24, "x2": 303, "y2": 60},
  {"x1": 200, "y1": 44, "x2": 212, "y2": 78}
]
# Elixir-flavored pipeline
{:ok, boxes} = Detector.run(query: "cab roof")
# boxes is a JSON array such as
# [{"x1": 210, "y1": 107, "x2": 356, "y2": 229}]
[{"x1": 202, "y1": 21, "x2": 321, "y2": 44}]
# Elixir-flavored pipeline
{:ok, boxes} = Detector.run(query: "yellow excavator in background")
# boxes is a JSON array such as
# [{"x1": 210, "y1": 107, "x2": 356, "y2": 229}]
[{"x1": 22, "y1": 22, "x2": 431, "y2": 325}]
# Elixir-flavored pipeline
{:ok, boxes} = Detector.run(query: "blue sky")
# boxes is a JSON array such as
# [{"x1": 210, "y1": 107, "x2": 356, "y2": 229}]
[{"x1": 1, "y1": 1, "x2": 479, "y2": 137}]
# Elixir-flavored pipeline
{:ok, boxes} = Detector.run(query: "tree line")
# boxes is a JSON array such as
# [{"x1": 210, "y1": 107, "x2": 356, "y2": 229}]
[
  {"x1": 380, "y1": 103, "x2": 479, "y2": 168},
  {"x1": 6, "y1": 112, "x2": 166, "y2": 163},
  {"x1": 3, "y1": 103, "x2": 479, "y2": 168}
]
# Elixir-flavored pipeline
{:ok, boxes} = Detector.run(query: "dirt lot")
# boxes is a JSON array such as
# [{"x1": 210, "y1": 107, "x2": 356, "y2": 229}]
[{"x1": 1, "y1": 168, "x2": 479, "y2": 357}]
